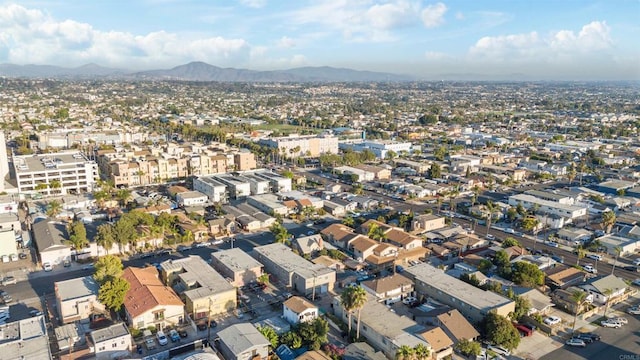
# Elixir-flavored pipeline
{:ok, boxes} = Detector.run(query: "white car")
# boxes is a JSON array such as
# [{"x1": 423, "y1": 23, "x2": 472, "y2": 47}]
[
  {"x1": 487, "y1": 344, "x2": 511, "y2": 357},
  {"x1": 587, "y1": 254, "x2": 603, "y2": 261},
  {"x1": 609, "y1": 317, "x2": 628, "y2": 324},
  {"x1": 486, "y1": 234, "x2": 496, "y2": 240},
  {"x1": 583, "y1": 264, "x2": 597, "y2": 274},
  {"x1": 601, "y1": 319, "x2": 622, "y2": 328},
  {"x1": 628, "y1": 306, "x2": 640, "y2": 315},
  {"x1": 634, "y1": 258, "x2": 640, "y2": 266},
  {"x1": 43, "y1": 262, "x2": 53, "y2": 272},
  {"x1": 544, "y1": 316, "x2": 561, "y2": 326},
  {"x1": 156, "y1": 331, "x2": 168, "y2": 346}
]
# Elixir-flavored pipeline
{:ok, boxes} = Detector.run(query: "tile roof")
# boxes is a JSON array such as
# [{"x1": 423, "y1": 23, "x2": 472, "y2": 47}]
[
  {"x1": 419, "y1": 326, "x2": 453, "y2": 352},
  {"x1": 283, "y1": 296, "x2": 317, "y2": 314},
  {"x1": 122, "y1": 266, "x2": 183, "y2": 319},
  {"x1": 435, "y1": 309, "x2": 480, "y2": 341}
]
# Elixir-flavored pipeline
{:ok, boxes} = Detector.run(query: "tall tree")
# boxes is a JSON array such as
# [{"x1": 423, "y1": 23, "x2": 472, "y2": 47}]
[
  {"x1": 116, "y1": 188, "x2": 132, "y2": 208},
  {"x1": 368, "y1": 223, "x2": 387, "y2": 242},
  {"x1": 95, "y1": 224, "x2": 116, "y2": 255},
  {"x1": 395, "y1": 345, "x2": 414, "y2": 360},
  {"x1": 67, "y1": 220, "x2": 89, "y2": 251},
  {"x1": 483, "y1": 312, "x2": 521, "y2": 350},
  {"x1": 571, "y1": 290, "x2": 587, "y2": 333},
  {"x1": 485, "y1": 201, "x2": 498, "y2": 236},
  {"x1": 611, "y1": 246, "x2": 622, "y2": 275},
  {"x1": 256, "y1": 325, "x2": 279, "y2": 348},
  {"x1": 413, "y1": 343, "x2": 430, "y2": 360},
  {"x1": 602, "y1": 211, "x2": 616, "y2": 234},
  {"x1": 46, "y1": 200, "x2": 63, "y2": 218},
  {"x1": 602, "y1": 288, "x2": 614, "y2": 317},
  {"x1": 94, "y1": 255, "x2": 124, "y2": 285},
  {"x1": 351, "y1": 286, "x2": 368, "y2": 339},
  {"x1": 575, "y1": 246, "x2": 586, "y2": 267},
  {"x1": 98, "y1": 277, "x2": 130, "y2": 311}
]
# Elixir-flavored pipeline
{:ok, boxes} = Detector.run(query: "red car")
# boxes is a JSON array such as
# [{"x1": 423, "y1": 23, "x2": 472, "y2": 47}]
[{"x1": 515, "y1": 324, "x2": 533, "y2": 337}]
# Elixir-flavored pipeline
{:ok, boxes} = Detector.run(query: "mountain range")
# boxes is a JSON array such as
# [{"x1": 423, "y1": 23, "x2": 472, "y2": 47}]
[{"x1": 0, "y1": 61, "x2": 413, "y2": 82}]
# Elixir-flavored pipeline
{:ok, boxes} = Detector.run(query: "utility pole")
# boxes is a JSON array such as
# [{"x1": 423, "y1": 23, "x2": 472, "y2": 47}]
[{"x1": 207, "y1": 298, "x2": 213, "y2": 344}]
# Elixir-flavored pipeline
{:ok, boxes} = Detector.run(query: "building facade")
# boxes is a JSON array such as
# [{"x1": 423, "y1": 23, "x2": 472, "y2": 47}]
[{"x1": 13, "y1": 151, "x2": 98, "y2": 195}]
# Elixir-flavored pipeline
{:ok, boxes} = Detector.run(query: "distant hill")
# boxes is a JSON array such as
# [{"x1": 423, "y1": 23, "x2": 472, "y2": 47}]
[{"x1": 0, "y1": 61, "x2": 412, "y2": 82}]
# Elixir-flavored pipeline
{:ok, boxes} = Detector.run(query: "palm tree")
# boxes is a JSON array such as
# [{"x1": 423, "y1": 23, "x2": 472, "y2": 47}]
[
  {"x1": 413, "y1": 344, "x2": 430, "y2": 360},
  {"x1": 611, "y1": 246, "x2": 622, "y2": 275},
  {"x1": 95, "y1": 223, "x2": 115, "y2": 255},
  {"x1": 575, "y1": 245, "x2": 586, "y2": 267},
  {"x1": 602, "y1": 211, "x2": 616, "y2": 234},
  {"x1": 571, "y1": 289, "x2": 587, "y2": 333},
  {"x1": 352, "y1": 286, "x2": 368, "y2": 340},
  {"x1": 49, "y1": 179, "x2": 62, "y2": 195},
  {"x1": 603, "y1": 288, "x2": 614, "y2": 317},
  {"x1": 368, "y1": 224, "x2": 386, "y2": 242},
  {"x1": 342, "y1": 216, "x2": 355, "y2": 228},
  {"x1": 485, "y1": 201, "x2": 497, "y2": 236},
  {"x1": 116, "y1": 188, "x2": 132, "y2": 208},
  {"x1": 46, "y1": 200, "x2": 62, "y2": 218},
  {"x1": 395, "y1": 345, "x2": 414, "y2": 360},
  {"x1": 340, "y1": 288, "x2": 356, "y2": 337}
]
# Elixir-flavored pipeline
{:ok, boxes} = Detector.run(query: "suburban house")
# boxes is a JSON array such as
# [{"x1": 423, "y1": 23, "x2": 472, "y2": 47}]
[
  {"x1": 32, "y1": 220, "x2": 71, "y2": 266},
  {"x1": 122, "y1": 266, "x2": 184, "y2": 329},
  {"x1": 160, "y1": 256, "x2": 237, "y2": 320},
  {"x1": 55, "y1": 276, "x2": 105, "y2": 324},
  {"x1": 405, "y1": 263, "x2": 515, "y2": 324},
  {"x1": 419, "y1": 327, "x2": 453, "y2": 360},
  {"x1": 580, "y1": 275, "x2": 628, "y2": 305},
  {"x1": 551, "y1": 287, "x2": 594, "y2": 315},
  {"x1": 320, "y1": 223, "x2": 361, "y2": 249},
  {"x1": 292, "y1": 234, "x2": 324, "y2": 255},
  {"x1": 332, "y1": 294, "x2": 430, "y2": 360},
  {"x1": 252, "y1": 243, "x2": 336, "y2": 296},
  {"x1": 360, "y1": 274, "x2": 414, "y2": 305},
  {"x1": 211, "y1": 248, "x2": 263, "y2": 287},
  {"x1": 217, "y1": 323, "x2": 271, "y2": 360},
  {"x1": 283, "y1": 296, "x2": 319, "y2": 325},
  {"x1": 512, "y1": 287, "x2": 555, "y2": 315},
  {"x1": 545, "y1": 265, "x2": 586, "y2": 289},
  {"x1": 89, "y1": 323, "x2": 132, "y2": 360},
  {"x1": 411, "y1": 214, "x2": 446, "y2": 233},
  {"x1": 433, "y1": 309, "x2": 480, "y2": 343}
]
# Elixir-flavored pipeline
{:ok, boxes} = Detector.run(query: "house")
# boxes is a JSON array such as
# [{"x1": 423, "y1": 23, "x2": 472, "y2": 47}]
[
  {"x1": 343, "y1": 342, "x2": 388, "y2": 360},
  {"x1": 512, "y1": 287, "x2": 554, "y2": 315},
  {"x1": 122, "y1": 266, "x2": 184, "y2": 329},
  {"x1": 320, "y1": 223, "x2": 359, "y2": 249},
  {"x1": 176, "y1": 190, "x2": 208, "y2": 207},
  {"x1": 434, "y1": 309, "x2": 480, "y2": 342},
  {"x1": 293, "y1": 234, "x2": 324, "y2": 255},
  {"x1": 360, "y1": 274, "x2": 414, "y2": 305},
  {"x1": 211, "y1": 248, "x2": 264, "y2": 287},
  {"x1": 160, "y1": 256, "x2": 237, "y2": 320},
  {"x1": 32, "y1": 220, "x2": 71, "y2": 266},
  {"x1": 332, "y1": 294, "x2": 430, "y2": 360},
  {"x1": 418, "y1": 327, "x2": 453, "y2": 360},
  {"x1": 89, "y1": 323, "x2": 131, "y2": 360},
  {"x1": 551, "y1": 287, "x2": 593, "y2": 315},
  {"x1": 252, "y1": 243, "x2": 335, "y2": 296},
  {"x1": 411, "y1": 214, "x2": 446, "y2": 233},
  {"x1": 595, "y1": 234, "x2": 640, "y2": 256},
  {"x1": 217, "y1": 323, "x2": 271, "y2": 360},
  {"x1": 405, "y1": 263, "x2": 515, "y2": 324},
  {"x1": 323, "y1": 200, "x2": 346, "y2": 217},
  {"x1": 545, "y1": 265, "x2": 586, "y2": 289},
  {"x1": 384, "y1": 229, "x2": 423, "y2": 251},
  {"x1": 283, "y1": 296, "x2": 319, "y2": 325},
  {"x1": 580, "y1": 275, "x2": 628, "y2": 305},
  {"x1": 557, "y1": 227, "x2": 593, "y2": 245},
  {"x1": 349, "y1": 237, "x2": 379, "y2": 262},
  {"x1": 55, "y1": 276, "x2": 105, "y2": 324}
]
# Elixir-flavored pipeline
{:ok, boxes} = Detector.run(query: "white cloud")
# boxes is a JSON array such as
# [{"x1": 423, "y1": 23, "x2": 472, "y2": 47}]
[
  {"x1": 276, "y1": 36, "x2": 296, "y2": 48},
  {"x1": 238, "y1": 0, "x2": 267, "y2": 9},
  {"x1": 469, "y1": 21, "x2": 612, "y2": 63},
  {"x1": 421, "y1": 2, "x2": 447, "y2": 28},
  {"x1": 455, "y1": 11, "x2": 464, "y2": 20},
  {"x1": 0, "y1": 4, "x2": 251, "y2": 69}
]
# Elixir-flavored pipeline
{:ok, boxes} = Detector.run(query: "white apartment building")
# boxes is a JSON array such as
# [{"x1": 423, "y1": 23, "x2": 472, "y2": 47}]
[
  {"x1": 260, "y1": 134, "x2": 339, "y2": 157},
  {"x1": 508, "y1": 194, "x2": 587, "y2": 220},
  {"x1": 339, "y1": 140, "x2": 412, "y2": 159},
  {"x1": 193, "y1": 176, "x2": 228, "y2": 203},
  {"x1": 89, "y1": 323, "x2": 132, "y2": 360},
  {"x1": 13, "y1": 152, "x2": 98, "y2": 196},
  {"x1": 254, "y1": 171, "x2": 292, "y2": 193}
]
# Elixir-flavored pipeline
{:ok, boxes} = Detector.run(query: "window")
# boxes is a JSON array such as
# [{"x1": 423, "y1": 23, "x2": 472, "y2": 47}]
[{"x1": 112, "y1": 343, "x2": 118, "y2": 348}]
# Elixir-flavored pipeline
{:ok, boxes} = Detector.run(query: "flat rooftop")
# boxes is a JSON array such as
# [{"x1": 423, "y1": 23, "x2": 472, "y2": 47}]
[
  {"x1": 406, "y1": 263, "x2": 513, "y2": 312},
  {"x1": 14, "y1": 152, "x2": 90, "y2": 173},
  {"x1": 161, "y1": 256, "x2": 235, "y2": 300},
  {"x1": 509, "y1": 194, "x2": 585, "y2": 212},
  {"x1": 90, "y1": 323, "x2": 129, "y2": 343},
  {"x1": 212, "y1": 248, "x2": 263, "y2": 273},
  {"x1": 55, "y1": 276, "x2": 99, "y2": 301},
  {"x1": 0, "y1": 316, "x2": 51, "y2": 359},
  {"x1": 253, "y1": 243, "x2": 334, "y2": 278}
]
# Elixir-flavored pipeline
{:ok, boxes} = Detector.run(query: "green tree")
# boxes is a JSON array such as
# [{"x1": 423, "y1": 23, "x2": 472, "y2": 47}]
[
  {"x1": 94, "y1": 255, "x2": 124, "y2": 285},
  {"x1": 297, "y1": 317, "x2": 329, "y2": 350},
  {"x1": 602, "y1": 211, "x2": 616, "y2": 233},
  {"x1": 484, "y1": 201, "x2": 498, "y2": 236},
  {"x1": 116, "y1": 188, "x2": 132, "y2": 207},
  {"x1": 95, "y1": 223, "x2": 116, "y2": 255},
  {"x1": 280, "y1": 331, "x2": 302, "y2": 349},
  {"x1": 46, "y1": 199, "x2": 63, "y2": 217},
  {"x1": 483, "y1": 312, "x2": 521, "y2": 350},
  {"x1": 270, "y1": 223, "x2": 291, "y2": 244},
  {"x1": 571, "y1": 289, "x2": 587, "y2": 333},
  {"x1": 455, "y1": 339, "x2": 482, "y2": 357},
  {"x1": 67, "y1": 220, "x2": 89, "y2": 251},
  {"x1": 98, "y1": 277, "x2": 130, "y2": 311},
  {"x1": 413, "y1": 344, "x2": 430, "y2": 360},
  {"x1": 428, "y1": 162, "x2": 441, "y2": 179},
  {"x1": 395, "y1": 345, "x2": 414, "y2": 360},
  {"x1": 506, "y1": 207, "x2": 518, "y2": 222},
  {"x1": 342, "y1": 216, "x2": 355, "y2": 227},
  {"x1": 257, "y1": 325, "x2": 279, "y2": 348},
  {"x1": 511, "y1": 261, "x2": 544, "y2": 287},
  {"x1": 493, "y1": 250, "x2": 512, "y2": 278},
  {"x1": 113, "y1": 217, "x2": 137, "y2": 250},
  {"x1": 340, "y1": 285, "x2": 367, "y2": 339},
  {"x1": 575, "y1": 245, "x2": 586, "y2": 267},
  {"x1": 510, "y1": 295, "x2": 531, "y2": 322},
  {"x1": 521, "y1": 216, "x2": 539, "y2": 233},
  {"x1": 502, "y1": 237, "x2": 520, "y2": 248},
  {"x1": 367, "y1": 223, "x2": 387, "y2": 242},
  {"x1": 478, "y1": 259, "x2": 493, "y2": 274}
]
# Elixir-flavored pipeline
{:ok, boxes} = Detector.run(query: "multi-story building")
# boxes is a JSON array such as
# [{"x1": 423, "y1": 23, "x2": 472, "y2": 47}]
[
  {"x1": 89, "y1": 323, "x2": 132, "y2": 360},
  {"x1": 213, "y1": 174, "x2": 251, "y2": 199},
  {"x1": 339, "y1": 140, "x2": 412, "y2": 159},
  {"x1": 259, "y1": 134, "x2": 339, "y2": 157},
  {"x1": 211, "y1": 248, "x2": 264, "y2": 287},
  {"x1": 193, "y1": 176, "x2": 228, "y2": 203},
  {"x1": 160, "y1": 256, "x2": 237, "y2": 320},
  {"x1": 13, "y1": 151, "x2": 98, "y2": 195},
  {"x1": 508, "y1": 194, "x2": 587, "y2": 220},
  {"x1": 254, "y1": 171, "x2": 293, "y2": 193},
  {"x1": 55, "y1": 276, "x2": 104, "y2": 324},
  {"x1": 252, "y1": 243, "x2": 335, "y2": 296},
  {"x1": 234, "y1": 150, "x2": 257, "y2": 171},
  {"x1": 405, "y1": 263, "x2": 514, "y2": 324}
]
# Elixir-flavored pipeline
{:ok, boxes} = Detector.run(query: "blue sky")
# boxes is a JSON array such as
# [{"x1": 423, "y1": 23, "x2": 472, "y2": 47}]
[{"x1": 0, "y1": 0, "x2": 638, "y2": 79}]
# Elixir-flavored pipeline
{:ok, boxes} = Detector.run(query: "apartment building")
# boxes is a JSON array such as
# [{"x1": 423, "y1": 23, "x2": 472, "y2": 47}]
[
  {"x1": 508, "y1": 194, "x2": 587, "y2": 220},
  {"x1": 213, "y1": 174, "x2": 251, "y2": 199},
  {"x1": 339, "y1": 139, "x2": 412, "y2": 159},
  {"x1": 160, "y1": 256, "x2": 237, "y2": 320},
  {"x1": 211, "y1": 248, "x2": 264, "y2": 287},
  {"x1": 193, "y1": 176, "x2": 228, "y2": 203},
  {"x1": 259, "y1": 134, "x2": 339, "y2": 157},
  {"x1": 234, "y1": 150, "x2": 257, "y2": 171},
  {"x1": 254, "y1": 171, "x2": 293, "y2": 193},
  {"x1": 252, "y1": 243, "x2": 335, "y2": 296},
  {"x1": 13, "y1": 151, "x2": 98, "y2": 195},
  {"x1": 55, "y1": 276, "x2": 104, "y2": 324},
  {"x1": 405, "y1": 263, "x2": 514, "y2": 324},
  {"x1": 89, "y1": 323, "x2": 131, "y2": 360}
]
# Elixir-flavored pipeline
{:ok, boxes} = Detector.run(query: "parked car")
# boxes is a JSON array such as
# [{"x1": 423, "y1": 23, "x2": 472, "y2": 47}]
[
  {"x1": 63, "y1": 260, "x2": 71, "y2": 267},
  {"x1": 196, "y1": 321, "x2": 207, "y2": 331},
  {"x1": 565, "y1": 338, "x2": 587, "y2": 347},
  {"x1": 1, "y1": 277, "x2": 16, "y2": 286},
  {"x1": 633, "y1": 258, "x2": 640, "y2": 266},
  {"x1": 577, "y1": 332, "x2": 601, "y2": 341},
  {"x1": 487, "y1": 344, "x2": 511, "y2": 357},
  {"x1": 209, "y1": 320, "x2": 218, "y2": 328},
  {"x1": 29, "y1": 309, "x2": 42, "y2": 317},
  {"x1": 43, "y1": 262, "x2": 53, "y2": 272},
  {"x1": 486, "y1": 234, "x2": 496, "y2": 240},
  {"x1": 515, "y1": 324, "x2": 533, "y2": 337},
  {"x1": 623, "y1": 265, "x2": 640, "y2": 272},
  {"x1": 601, "y1": 319, "x2": 622, "y2": 328},
  {"x1": 544, "y1": 316, "x2": 561, "y2": 326},
  {"x1": 627, "y1": 306, "x2": 640, "y2": 315},
  {"x1": 608, "y1": 317, "x2": 627, "y2": 325},
  {"x1": 551, "y1": 255, "x2": 564, "y2": 264},
  {"x1": 178, "y1": 329, "x2": 188, "y2": 338},
  {"x1": 632, "y1": 278, "x2": 640, "y2": 287},
  {"x1": 169, "y1": 329, "x2": 180, "y2": 342},
  {"x1": 545, "y1": 241, "x2": 559, "y2": 248},
  {"x1": 144, "y1": 337, "x2": 156, "y2": 350},
  {"x1": 587, "y1": 254, "x2": 603, "y2": 261},
  {"x1": 156, "y1": 331, "x2": 168, "y2": 346},
  {"x1": 402, "y1": 296, "x2": 418, "y2": 306}
]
